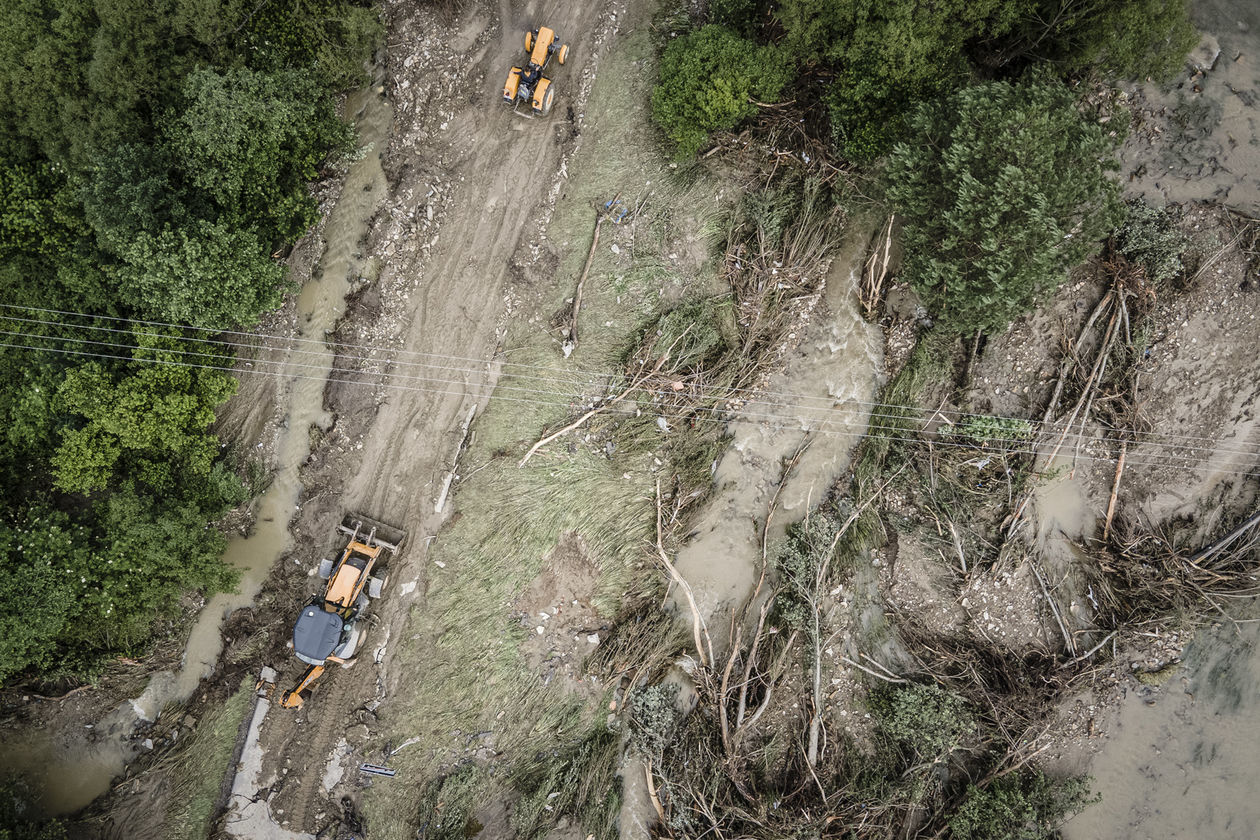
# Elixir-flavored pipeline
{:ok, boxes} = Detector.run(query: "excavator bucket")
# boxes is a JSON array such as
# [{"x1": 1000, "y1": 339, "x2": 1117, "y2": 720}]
[{"x1": 338, "y1": 513, "x2": 406, "y2": 553}]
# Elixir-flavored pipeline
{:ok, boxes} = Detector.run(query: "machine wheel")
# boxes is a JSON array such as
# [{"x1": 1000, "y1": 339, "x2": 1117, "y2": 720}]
[
  {"x1": 557, "y1": 44, "x2": 569, "y2": 65},
  {"x1": 539, "y1": 85, "x2": 554, "y2": 115},
  {"x1": 317, "y1": 559, "x2": 333, "y2": 580},
  {"x1": 524, "y1": 30, "x2": 534, "y2": 52},
  {"x1": 368, "y1": 574, "x2": 388, "y2": 599}
]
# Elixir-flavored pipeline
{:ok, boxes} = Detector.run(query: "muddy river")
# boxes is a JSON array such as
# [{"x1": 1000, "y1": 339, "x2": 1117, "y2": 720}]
[
  {"x1": 1065, "y1": 621, "x2": 1260, "y2": 839},
  {"x1": 0, "y1": 80, "x2": 392, "y2": 818}
]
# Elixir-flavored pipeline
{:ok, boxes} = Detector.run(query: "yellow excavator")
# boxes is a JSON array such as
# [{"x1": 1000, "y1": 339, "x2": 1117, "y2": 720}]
[
  {"x1": 502, "y1": 25, "x2": 569, "y2": 115},
  {"x1": 272, "y1": 515, "x2": 405, "y2": 709}
]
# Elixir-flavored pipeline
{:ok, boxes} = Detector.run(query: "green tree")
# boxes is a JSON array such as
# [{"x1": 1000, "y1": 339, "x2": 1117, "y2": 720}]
[
  {"x1": 0, "y1": 509, "x2": 84, "y2": 682},
  {"x1": 0, "y1": 777, "x2": 69, "y2": 840},
  {"x1": 81, "y1": 141, "x2": 186, "y2": 251},
  {"x1": 51, "y1": 337, "x2": 237, "y2": 495},
  {"x1": 0, "y1": 158, "x2": 80, "y2": 262},
  {"x1": 651, "y1": 25, "x2": 793, "y2": 158},
  {"x1": 230, "y1": 0, "x2": 381, "y2": 90},
  {"x1": 988, "y1": 0, "x2": 1197, "y2": 80},
  {"x1": 885, "y1": 74, "x2": 1122, "y2": 333},
  {"x1": 777, "y1": 0, "x2": 1023, "y2": 161},
  {"x1": 113, "y1": 219, "x2": 289, "y2": 327},
  {"x1": 80, "y1": 487, "x2": 237, "y2": 645},
  {"x1": 166, "y1": 66, "x2": 353, "y2": 243}
]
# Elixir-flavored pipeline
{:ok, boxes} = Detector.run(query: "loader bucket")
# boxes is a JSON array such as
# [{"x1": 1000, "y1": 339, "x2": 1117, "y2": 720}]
[{"x1": 338, "y1": 513, "x2": 406, "y2": 553}]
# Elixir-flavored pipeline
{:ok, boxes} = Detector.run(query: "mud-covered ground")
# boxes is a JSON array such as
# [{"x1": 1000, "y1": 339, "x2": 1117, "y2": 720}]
[{"x1": 9, "y1": 0, "x2": 1260, "y2": 837}]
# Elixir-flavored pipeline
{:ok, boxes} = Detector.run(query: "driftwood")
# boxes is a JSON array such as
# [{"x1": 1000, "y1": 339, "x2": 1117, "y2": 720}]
[
  {"x1": 434, "y1": 404, "x2": 476, "y2": 513},
  {"x1": 562, "y1": 193, "x2": 623, "y2": 355},
  {"x1": 1102, "y1": 440, "x2": 1127, "y2": 541},
  {"x1": 653, "y1": 478, "x2": 714, "y2": 669},
  {"x1": 518, "y1": 355, "x2": 664, "y2": 467},
  {"x1": 860, "y1": 214, "x2": 895, "y2": 319}
]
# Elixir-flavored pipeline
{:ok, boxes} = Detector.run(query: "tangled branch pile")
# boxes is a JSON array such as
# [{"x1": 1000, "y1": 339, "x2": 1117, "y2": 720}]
[{"x1": 628, "y1": 174, "x2": 843, "y2": 420}]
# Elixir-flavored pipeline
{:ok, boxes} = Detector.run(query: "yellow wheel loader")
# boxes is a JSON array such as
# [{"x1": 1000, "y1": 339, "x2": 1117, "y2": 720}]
[
  {"x1": 502, "y1": 25, "x2": 569, "y2": 116},
  {"x1": 275, "y1": 514, "x2": 405, "y2": 709}
]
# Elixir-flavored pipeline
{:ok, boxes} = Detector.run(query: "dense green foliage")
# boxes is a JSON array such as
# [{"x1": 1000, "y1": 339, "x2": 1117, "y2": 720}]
[
  {"x1": 949, "y1": 771, "x2": 1096, "y2": 840},
  {"x1": 651, "y1": 25, "x2": 793, "y2": 157},
  {"x1": 987, "y1": 0, "x2": 1198, "y2": 81},
  {"x1": 652, "y1": 0, "x2": 1194, "y2": 162},
  {"x1": 779, "y1": 0, "x2": 1021, "y2": 161},
  {"x1": 885, "y1": 74, "x2": 1123, "y2": 333},
  {"x1": 0, "y1": 0, "x2": 379, "y2": 682}
]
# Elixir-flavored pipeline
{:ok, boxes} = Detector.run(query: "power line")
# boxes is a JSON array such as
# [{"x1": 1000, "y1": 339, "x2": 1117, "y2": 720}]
[
  {"x1": 9, "y1": 301, "x2": 1253, "y2": 454},
  {"x1": 5, "y1": 307, "x2": 1260, "y2": 466},
  {"x1": 3, "y1": 334, "x2": 1257, "y2": 482}
]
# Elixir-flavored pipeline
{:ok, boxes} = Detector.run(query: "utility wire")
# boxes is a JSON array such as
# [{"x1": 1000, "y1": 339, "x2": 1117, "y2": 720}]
[
  {"x1": 5, "y1": 307, "x2": 1260, "y2": 465},
  {"x1": 8, "y1": 302, "x2": 1253, "y2": 454},
  {"x1": 3, "y1": 334, "x2": 1257, "y2": 482}
]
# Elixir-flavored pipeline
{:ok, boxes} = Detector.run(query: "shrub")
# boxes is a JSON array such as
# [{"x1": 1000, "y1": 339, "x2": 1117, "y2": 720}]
[
  {"x1": 870, "y1": 683, "x2": 975, "y2": 763},
  {"x1": 1114, "y1": 200, "x2": 1189, "y2": 288},
  {"x1": 885, "y1": 73, "x2": 1123, "y2": 334},
  {"x1": 651, "y1": 25, "x2": 793, "y2": 158},
  {"x1": 949, "y1": 771, "x2": 1096, "y2": 840},
  {"x1": 629, "y1": 683, "x2": 682, "y2": 760},
  {"x1": 772, "y1": 511, "x2": 845, "y2": 631},
  {"x1": 945, "y1": 415, "x2": 1035, "y2": 449}
]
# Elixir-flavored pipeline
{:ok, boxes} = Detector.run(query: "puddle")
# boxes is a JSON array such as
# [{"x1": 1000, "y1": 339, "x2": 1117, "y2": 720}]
[
  {"x1": 1064, "y1": 621, "x2": 1260, "y2": 839},
  {"x1": 2, "y1": 82, "x2": 393, "y2": 817}
]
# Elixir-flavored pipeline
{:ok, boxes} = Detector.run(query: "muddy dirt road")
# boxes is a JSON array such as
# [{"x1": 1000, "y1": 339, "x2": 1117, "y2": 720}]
[{"x1": 236, "y1": 1, "x2": 621, "y2": 834}]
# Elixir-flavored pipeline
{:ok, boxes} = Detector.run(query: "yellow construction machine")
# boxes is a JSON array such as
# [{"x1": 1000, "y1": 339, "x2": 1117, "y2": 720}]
[
  {"x1": 272, "y1": 514, "x2": 405, "y2": 709},
  {"x1": 502, "y1": 25, "x2": 569, "y2": 116}
]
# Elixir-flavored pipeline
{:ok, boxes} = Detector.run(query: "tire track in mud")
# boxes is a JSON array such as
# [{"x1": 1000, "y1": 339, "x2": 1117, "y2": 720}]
[{"x1": 252, "y1": 1, "x2": 620, "y2": 834}]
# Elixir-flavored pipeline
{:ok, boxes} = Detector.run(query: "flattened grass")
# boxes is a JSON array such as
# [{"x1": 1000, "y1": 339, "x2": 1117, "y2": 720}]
[
  {"x1": 165, "y1": 676, "x2": 253, "y2": 840},
  {"x1": 362, "y1": 10, "x2": 733, "y2": 840}
]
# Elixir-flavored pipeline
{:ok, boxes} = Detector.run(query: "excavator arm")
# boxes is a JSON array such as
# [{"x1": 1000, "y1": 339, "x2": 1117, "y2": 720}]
[{"x1": 279, "y1": 664, "x2": 325, "y2": 709}]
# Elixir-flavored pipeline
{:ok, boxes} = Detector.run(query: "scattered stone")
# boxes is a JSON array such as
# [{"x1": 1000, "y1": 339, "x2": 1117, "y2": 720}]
[{"x1": 1188, "y1": 34, "x2": 1221, "y2": 72}]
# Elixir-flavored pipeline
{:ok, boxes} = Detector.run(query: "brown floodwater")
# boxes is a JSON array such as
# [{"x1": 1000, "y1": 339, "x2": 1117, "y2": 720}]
[{"x1": 1064, "y1": 620, "x2": 1260, "y2": 839}]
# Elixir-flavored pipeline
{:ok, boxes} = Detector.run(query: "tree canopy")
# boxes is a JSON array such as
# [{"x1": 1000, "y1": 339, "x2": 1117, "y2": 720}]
[
  {"x1": 651, "y1": 0, "x2": 1196, "y2": 162},
  {"x1": 0, "y1": 0, "x2": 379, "y2": 683},
  {"x1": 884, "y1": 74, "x2": 1123, "y2": 333},
  {"x1": 651, "y1": 25, "x2": 793, "y2": 158}
]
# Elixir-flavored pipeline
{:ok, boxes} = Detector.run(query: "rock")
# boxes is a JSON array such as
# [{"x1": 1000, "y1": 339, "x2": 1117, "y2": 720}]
[
  {"x1": 346, "y1": 724, "x2": 370, "y2": 746},
  {"x1": 1188, "y1": 34, "x2": 1221, "y2": 73}
]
